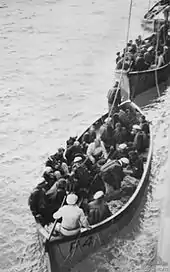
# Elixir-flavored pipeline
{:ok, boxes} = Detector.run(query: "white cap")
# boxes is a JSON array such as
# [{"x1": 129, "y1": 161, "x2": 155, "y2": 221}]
[
  {"x1": 93, "y1": 191, "x2": 104, "y2": 200},
  {"x1": 54, "y1": 171, "x2": 62, "y2": 180},
  {"x1": 118, "y1": 143, "x2": 127, "y2": 150},
  {"x1": 104, "y1": 117, "x2": 112, "y2": 123},
  {"x1": 132, "y1": 124, "x2": 141, "y2": 130},
  {"x1": 119, "y1": 157, "x2": 129, "y2": 165},
  {"x1": 164, "y1": 46, "x2": 168, "y2": 50},
  {"x1": 44, "y1": 166, "x2": 53, "y2": 173},
  {"x1": 73, "y1": 156, "x2": 83, "y2": 163},
  {"x1": 66, "y1": 194, "x2": 78, "y2": 205},
  {"x1": 147, "y1": 46, "x2": 154, "y2": 52}
]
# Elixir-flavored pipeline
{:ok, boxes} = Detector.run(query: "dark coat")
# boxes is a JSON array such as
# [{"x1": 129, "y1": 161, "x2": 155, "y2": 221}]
[
  {"x1": 101, "y1": 160, "x2": 125, "y2": 190},
  {"x1": 87, "y1": 199, "x2": 112, "y2": 225},
  {"x1": 131, "y1": 157, "x2": 144, "y2": 179}
]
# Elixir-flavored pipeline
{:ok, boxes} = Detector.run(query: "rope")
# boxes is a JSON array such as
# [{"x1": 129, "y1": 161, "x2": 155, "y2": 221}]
[
  {"x1": 154, "y1": 20, "x2": 161, "y2": 97},
  {"x1": 108, "y1": 0, "x2": 133, "y2": 119}
]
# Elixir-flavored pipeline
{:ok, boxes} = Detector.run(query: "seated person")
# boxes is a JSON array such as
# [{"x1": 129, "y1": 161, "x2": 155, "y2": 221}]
[
  {"x1": 89, "y1": 172, "x2": 106, "y2": 197},
  {"x1": 108, "y1": 143, "x2": 128, "y2": 160},
  {"x1": 139, "y1": 115, "x2": 150, "y2": 135},
  {"x1": 88, "y1": 125, "x2": 96, "y2": 143},
  {"x1": 46, "y1": 178, "x2": 67, "y2": 208},
  {"x1": 70, "y1": 156, "x2": 92, "y2": 198},
  {"x1": 121, "y1": 127, "x2": 131, "y2": 143},
  {"x1": 100, "y1": 157, "x2": 129, "y2": 190},
  {"x1": 116, "y1": 52, "x2": 121, "y2": 63},
  {"x1": 133, "y1": 52, "x2": 149, "y2": 71},
  {"x1": 65, "y1": 140, "x2": 83, "y2": 166},
  {"x1": 118, "y1": 109, "x2": 131, "y2": 129},
  {"x1": 29, "y1": 184, "x2": 52, "y2": 226},
  {"x1": 53, "y1": 193, "x2": 91, "y2": 236},
  {"x1": 86, "y1": 137, "x2": 108, "y2": 164},
  {"x1": 52, "y1": 159, "x2": 69, "y2": 177},
  {"x1": 128, "y1": 151, "x2": 144, "y2": 179},
  {"x1": 99, "y1": 120, "x2": 115, "y2": 150},
  {"x1": 87, "y1": 191, "x2": 112, "y2": 225},
  {"x1": 113, "y1": 122, "x2": 124, "y2": 145},
  {"x1": 43, "y1": 166, "x2": 55, "y2": 188},
  {"x1": 131, "y1": 124, "x2": 147, "y2": 153}
]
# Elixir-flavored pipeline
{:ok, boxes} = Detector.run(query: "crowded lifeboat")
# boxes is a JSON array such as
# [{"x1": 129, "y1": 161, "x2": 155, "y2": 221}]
[
  {"x1": 28, "y1": 100, "x2": 150, "y2": 237},
  {"x1": 115, "y1": 18, "x2": 170, "y2": 72}
]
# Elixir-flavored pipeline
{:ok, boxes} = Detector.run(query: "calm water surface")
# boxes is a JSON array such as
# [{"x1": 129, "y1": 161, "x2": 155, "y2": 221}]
[{"x1": 0, "y1": 0, "x2": 169, "y2": 271}]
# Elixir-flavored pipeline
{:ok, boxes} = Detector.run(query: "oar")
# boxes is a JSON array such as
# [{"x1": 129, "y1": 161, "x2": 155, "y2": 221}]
[{"x1": 48, "y1": 194, "x2": 67, "y2": 241}]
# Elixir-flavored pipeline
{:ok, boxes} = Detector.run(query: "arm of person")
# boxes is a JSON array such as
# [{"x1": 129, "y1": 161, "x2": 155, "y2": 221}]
[
  {"x1": 53, "y1": 207, "x2": 63, "y2": 220},
  {"x1": 86, "y1": 144, "x2": 95, "y2": 164},
  {"x1": 79, "y1": 208, "x2": 92, "y2": 229},
  {"x1": 101, "y1": 141, "x2": 108, "y2": 159}
]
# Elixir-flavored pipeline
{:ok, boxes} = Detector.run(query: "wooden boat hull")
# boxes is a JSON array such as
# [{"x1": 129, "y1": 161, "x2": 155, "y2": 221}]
[
  {"x1": 36, "y1": 100, "x2": 153, "y2": 272},
  {"x1": 115, "y1": 63, "x2": 170, "y2": 100},
  {"x1": 142, "y1": 0, "x2": 170, "y2": 31}
]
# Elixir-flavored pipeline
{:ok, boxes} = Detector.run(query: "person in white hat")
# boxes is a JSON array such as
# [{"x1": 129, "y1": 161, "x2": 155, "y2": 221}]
[
  {"x1": 87, "y1": 191, "x2": 112, "y2": 225},
  {"x1": 53, "y1": 193, "x2": 91, "y2": 236},
  {"x1": 131, "y1": 124, "x2": 146, "y2": 153},
  {"x1": 108, "y1": 142, "x2": 128, "y2": 161}
]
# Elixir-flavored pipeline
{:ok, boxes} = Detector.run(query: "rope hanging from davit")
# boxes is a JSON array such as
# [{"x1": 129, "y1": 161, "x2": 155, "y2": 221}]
[{"x1": 108, "y1": 0, "x2": 133, "y2": 119}]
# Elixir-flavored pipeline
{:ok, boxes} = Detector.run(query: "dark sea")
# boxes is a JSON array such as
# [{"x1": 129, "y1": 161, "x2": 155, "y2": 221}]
[{"x1": 0, "y1": 0, "x2": 170, "y2": 271}]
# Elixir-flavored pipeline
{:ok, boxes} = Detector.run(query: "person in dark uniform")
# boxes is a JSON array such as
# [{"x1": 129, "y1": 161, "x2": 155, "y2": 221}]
[
  {"x1": 128, "y1": 151, "x2": 144, "y2": 179},
  {"x1": 87, "y1": 191, "x2": 112, "y2": 225},
  {"x1": 107, "y1": 81, "x2": 121, "y2": 113}
]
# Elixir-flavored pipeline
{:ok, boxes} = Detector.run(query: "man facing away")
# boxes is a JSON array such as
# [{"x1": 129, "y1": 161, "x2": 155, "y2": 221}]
[{"x1": 53, "y1": 193, "x2": 91, "y2": 236}]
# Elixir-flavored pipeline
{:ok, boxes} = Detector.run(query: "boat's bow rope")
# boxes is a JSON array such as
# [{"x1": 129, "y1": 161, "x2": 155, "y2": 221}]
[{"x1": 108, "y1": 0, "x2": 133, "y2": 119}]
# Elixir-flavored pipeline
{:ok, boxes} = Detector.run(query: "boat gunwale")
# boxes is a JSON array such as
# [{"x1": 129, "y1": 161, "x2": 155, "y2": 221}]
[
  {"x1": 39, "y1": 100, "x2": 153, "y2": 245},
  {"x1": 115, "y1": 62, "x2": 170, "y2": 76}
]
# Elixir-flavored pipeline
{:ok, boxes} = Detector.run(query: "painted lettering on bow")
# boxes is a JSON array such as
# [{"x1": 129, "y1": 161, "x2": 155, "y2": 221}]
[
  {"x1": 69, "y1": 240, "x2": 79, "y2": 255},
  {"x1": 82, "y1": 236, "x2": 94, "y2": 248}
]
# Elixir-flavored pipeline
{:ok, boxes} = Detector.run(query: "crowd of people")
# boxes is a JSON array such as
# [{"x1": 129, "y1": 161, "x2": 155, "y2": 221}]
[
  {"x1": 115, "y1": 20, "x2": 170, "y2": 72},
  {"x1": 28, "y1": 102, "x2": 150, "y2": 237}
]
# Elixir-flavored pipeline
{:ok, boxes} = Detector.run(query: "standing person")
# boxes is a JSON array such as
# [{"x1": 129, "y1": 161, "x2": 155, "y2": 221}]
[
  {"x1": 107, "y1": 81, "x2": 121, "y2": 113},
  {"x1": 116, "y1": 52, "x2": 121, "y2": 63},
  {"x1": 53, "y1": 193, "x2": 91, "y2": 236}
]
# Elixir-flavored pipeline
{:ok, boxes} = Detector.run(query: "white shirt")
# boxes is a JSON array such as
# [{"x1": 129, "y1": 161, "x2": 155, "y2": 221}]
[
  {"x1": 53, "y1": 205, "x2": 89, "y2": 230},
  {"x1": 87, "y1": 141, "x2": 107, "y2": 162}
]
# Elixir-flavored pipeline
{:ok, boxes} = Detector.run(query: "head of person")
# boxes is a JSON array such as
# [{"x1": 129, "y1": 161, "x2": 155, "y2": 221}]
[
  {"x1": 73, "y1": 156, "x2": 83, "y2": 166},
  {"x1": 138, "y1": 35, "x2": 142, "y2": 41},
  {"x1": 114, "y1": 81, "x2": 119, "y2": 88},
  {"x1": 132, "y1": 124, "x2": 142, "y2": 134},
  {"x1": 57, "y1": 178, "x2": 66, "y2": 190},
  {"x1": 147, "y1": 46, "x2": 154, "y2": 54},
  {"x1": 115, "y1": 122, "x2": 122, "y2": 131},
  {"x1": 43, "y1": 166, "x2": 54, "y2": 178},
  {"x1": 66, "y1": 136, "x2": 77, "y2": 147},
  {"x1": 125, "y1": 108, "x2": 131, "y2": 115},
  {"x1": 116, "y1": 52, "x2": 120, "y2": 56},
  {"x1": 93, "y1": 191, "x2": 105, "y2": 202},
  {"x1": 58, "y1": 147, "x2": 65, "y2": 155},
  {"x1": 139, "y1": 115, "x2": 146, "y2": 123},
  {"x1": 122, "y1": 126, "x2": 127, "y2": 135},
  {"x1": 163, "y1": 45, "x2": 168, "y2": 53},
  {"x1": 66, "y1": 193, "x2": 78, "y2": 205},
  {"x1": 73, "y1": 140, "x2": 80, "y2": 147},
  {"x1": 117, "y1": 143, "x2": 127, "y2": 152},
  {"x1": 54, "y1": 170, "x2": 62, "y2": 181},
  {"x1": 82, "y1": 132, "x2": 90, "y2": 143},
  {"x1": 118, "y1": 157, "x2": 129, "y2": 167}
]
